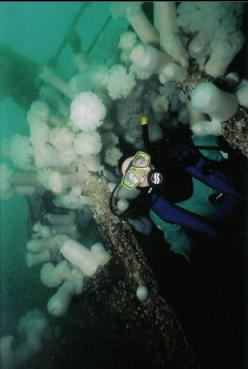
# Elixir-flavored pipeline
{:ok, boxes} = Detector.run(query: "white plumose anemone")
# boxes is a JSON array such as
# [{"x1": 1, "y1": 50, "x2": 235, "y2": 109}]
[
  {"x1": 70, "y1": 92, "x2": 106, "y2": 132},
  {"x1": 73, "y1": 131, "x2": 102, "y2": 156},
  {"x1": 106, "y1": 64, "x2": 136, "y2": 100}
]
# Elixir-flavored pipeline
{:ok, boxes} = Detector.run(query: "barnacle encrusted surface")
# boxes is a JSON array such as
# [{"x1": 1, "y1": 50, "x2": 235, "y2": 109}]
[{"x1": 222, "y1": 106, "x2": 248, "y2": 157}]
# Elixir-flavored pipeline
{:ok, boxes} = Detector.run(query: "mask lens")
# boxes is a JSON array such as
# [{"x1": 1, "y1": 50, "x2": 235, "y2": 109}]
[
  {"x1": 126, "y1": 170, "x2": 139, "y2": 185},
  {"x1": 122, "y1": 169, "x2": 139, "y2": 189},
  {"x1": 132, "y1": 153, "x2": 150, "y2": 168}
]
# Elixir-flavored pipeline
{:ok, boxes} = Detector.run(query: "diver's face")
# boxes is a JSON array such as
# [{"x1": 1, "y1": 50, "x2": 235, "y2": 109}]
[{"x1": 121, "y1": 156, "x2": 152, "y2": 188}]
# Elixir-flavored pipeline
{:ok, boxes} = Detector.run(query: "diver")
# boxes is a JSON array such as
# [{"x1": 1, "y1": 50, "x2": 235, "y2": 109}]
[{"x1": 113, "y1": 117, "x2": 246, "y2": 262}]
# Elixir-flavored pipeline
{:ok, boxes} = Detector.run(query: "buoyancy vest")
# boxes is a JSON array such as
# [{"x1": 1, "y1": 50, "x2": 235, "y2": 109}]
[
  {"x1": 185, "y1": 157, "x2": 244, "y2": 200},
  {"x1": 149, "y1": 153, "x2": 245, "y2": 238}
]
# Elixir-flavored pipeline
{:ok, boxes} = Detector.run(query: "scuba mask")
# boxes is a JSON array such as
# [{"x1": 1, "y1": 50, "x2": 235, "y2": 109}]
[{"x1": 121, "y1": 151, "x2": 151, "y2": 190}]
